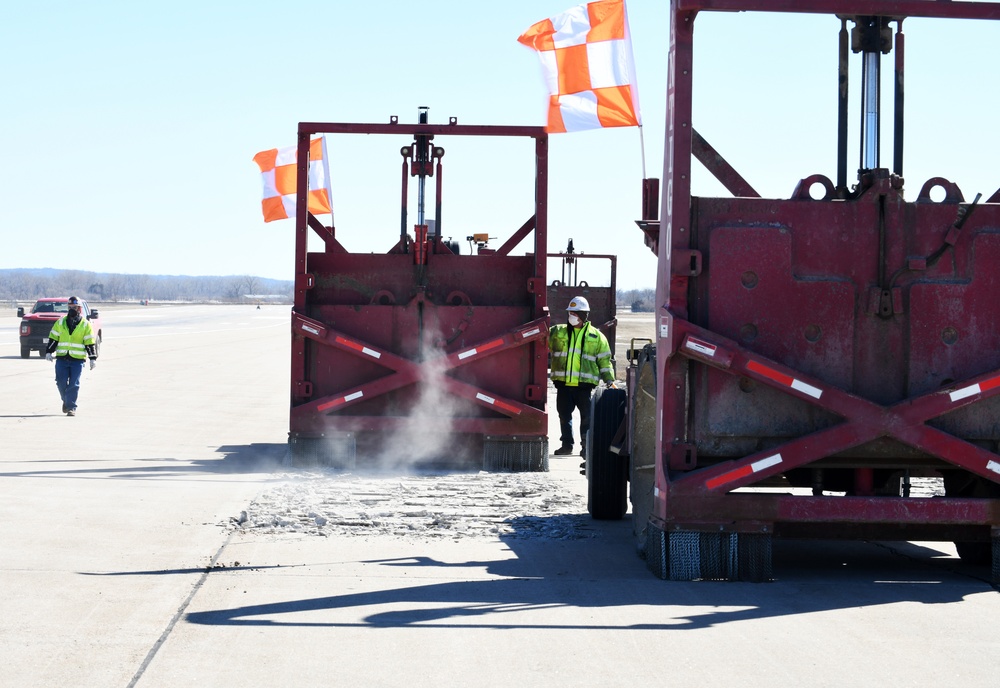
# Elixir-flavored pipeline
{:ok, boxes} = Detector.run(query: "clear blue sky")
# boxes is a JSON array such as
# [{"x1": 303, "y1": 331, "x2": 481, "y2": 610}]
[{"x1": 2, "y1": 1, "x2": 997, "y2": 289}]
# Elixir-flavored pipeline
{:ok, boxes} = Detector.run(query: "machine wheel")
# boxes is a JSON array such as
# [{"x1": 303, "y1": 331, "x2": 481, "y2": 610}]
[
  {"x1": 21, "y1": 346, "x2": 31, "y2": 359},
  {"x1": 586, "y1": 385, "x2": 628, "y2": 520}
]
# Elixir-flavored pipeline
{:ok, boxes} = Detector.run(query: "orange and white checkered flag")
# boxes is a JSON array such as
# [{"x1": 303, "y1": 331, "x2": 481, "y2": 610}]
[
  {"x1": 518, "y1": 0, "x2": 641, "y2": 133},
  {"x1": 252, "y1": 137, "x2": 332, "y2": 223}
]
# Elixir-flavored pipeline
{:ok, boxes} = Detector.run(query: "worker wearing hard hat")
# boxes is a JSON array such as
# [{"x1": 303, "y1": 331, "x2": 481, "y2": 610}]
[
  {"x1": 549, "y1": 295, "x2": 615, "y2": 456},
  {"x1": 44, "y1": 295, "x2": 98, "y2": 417}
]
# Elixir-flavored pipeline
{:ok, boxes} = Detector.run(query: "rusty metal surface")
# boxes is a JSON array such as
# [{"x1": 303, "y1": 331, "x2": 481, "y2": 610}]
[
  {"x1": 675, "y1": 0, "x2": 1000, "y2": 21},
  {"x1": 546, "y1": 250, "x2": 618, "y2": 355},
  {"x1": 288, "y1": 118, "x2": 549, "y2": 463},
  {"x1": 649, "y1": 0, "x2": 1000, "y2": 540}
]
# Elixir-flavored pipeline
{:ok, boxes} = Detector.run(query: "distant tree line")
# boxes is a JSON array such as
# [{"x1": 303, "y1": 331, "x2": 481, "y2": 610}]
[
  {"x1": 618, "y1": 288, "x2": 655, "y2": 312},
  {"x1": 0, "y1": 269, "x2": 293, "y2": 304},
  {"x1": 3, "y1": 268, "x2": 649, "y2": 311}
]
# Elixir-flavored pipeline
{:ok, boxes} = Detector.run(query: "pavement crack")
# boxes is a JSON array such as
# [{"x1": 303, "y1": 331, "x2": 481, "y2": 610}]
[{"x1": 126, "y1": 531, "x2": 235, "y2": 687}]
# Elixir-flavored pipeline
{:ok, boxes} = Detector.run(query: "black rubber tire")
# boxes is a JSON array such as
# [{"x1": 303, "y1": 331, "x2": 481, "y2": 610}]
[
  {"x1": 587, "y1": 385, "x2": 628, "y2": 520},
  {"x1": 20, "y1": 346, "x2": 31, "y2": 359}
]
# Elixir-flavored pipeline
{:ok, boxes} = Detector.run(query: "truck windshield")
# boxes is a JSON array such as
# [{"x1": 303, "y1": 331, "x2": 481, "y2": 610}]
[{"x1": 32, "y1": 302, "x2": 69, "y2": 314}]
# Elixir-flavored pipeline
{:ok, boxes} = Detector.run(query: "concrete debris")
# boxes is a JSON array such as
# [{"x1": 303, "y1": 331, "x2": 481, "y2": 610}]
[{"x1": 231, "y1": 470, "x2": 592, "y2": 541}]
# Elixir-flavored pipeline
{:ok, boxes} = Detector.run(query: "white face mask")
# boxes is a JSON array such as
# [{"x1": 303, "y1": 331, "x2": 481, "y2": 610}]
[{"x1": 568, "y1": 312, "x2": 582, "y2": 326}]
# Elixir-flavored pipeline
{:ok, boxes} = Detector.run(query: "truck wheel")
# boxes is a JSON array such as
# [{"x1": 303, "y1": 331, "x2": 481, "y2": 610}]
[
  {"x1": 586, "y1": 385, "x2": 628, "y2": 520},
  {"x1": 21, "y1": 346, "x2": 31, "y2": 359}
]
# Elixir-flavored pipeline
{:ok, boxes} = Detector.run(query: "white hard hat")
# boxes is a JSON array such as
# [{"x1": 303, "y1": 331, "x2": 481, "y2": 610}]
[{"x1": 567, "y1": 296, "x2": 590, "y2": 312}]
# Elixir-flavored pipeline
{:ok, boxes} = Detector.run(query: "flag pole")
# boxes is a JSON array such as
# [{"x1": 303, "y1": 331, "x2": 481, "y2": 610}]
[{"x1": 639, "y1": 124, "x2": 647, "y2": 180}]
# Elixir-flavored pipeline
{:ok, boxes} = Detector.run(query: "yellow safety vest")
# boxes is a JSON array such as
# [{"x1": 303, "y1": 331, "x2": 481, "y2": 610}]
[
  {"x1": 48, "y1": 316, "x2": 95, "y2": 360},
  {"x1": 549, "y1": 322, "x2": 613, "y2": 386}
]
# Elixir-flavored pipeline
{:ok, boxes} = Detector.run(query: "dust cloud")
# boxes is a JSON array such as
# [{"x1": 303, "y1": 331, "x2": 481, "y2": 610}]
[{"x1": 371, "y1": 331, "x2": 464, "y2": 470}]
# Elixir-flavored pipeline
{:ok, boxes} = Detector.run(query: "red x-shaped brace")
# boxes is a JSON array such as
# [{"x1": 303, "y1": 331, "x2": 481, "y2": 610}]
[
  {"x1": 292, "y1": 313, "x2": 548, "y2": 424},
  {"x1": 665, "y1": 317, "x2": 1000, "y2": 495}
]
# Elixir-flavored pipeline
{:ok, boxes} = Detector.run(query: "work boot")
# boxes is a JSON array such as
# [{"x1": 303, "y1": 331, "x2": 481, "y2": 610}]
[
  {"x1": 62, "y1": 404, "x2": 67, "y2": 414},
  {"x1": 553, "y1": 444, "x2": 574, "y2": 456}
]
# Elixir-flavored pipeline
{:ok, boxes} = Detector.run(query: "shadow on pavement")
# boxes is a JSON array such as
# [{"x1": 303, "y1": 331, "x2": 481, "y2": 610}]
[
  {"x1": 184, "y1": 517, "x2": 997, "y2": 631},
  {"x1": 209, "y1": 443, "x2": 288, "y2": 472},
  {"x1": 80, "y1": 563, "x2": 291, "y2": 576},
  {"x1": 0, "y1": 443, "x2": 287, "y2": 478}
]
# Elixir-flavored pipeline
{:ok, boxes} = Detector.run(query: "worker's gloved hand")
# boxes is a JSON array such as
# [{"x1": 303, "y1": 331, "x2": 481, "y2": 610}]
[
  {"x1": 89, "y1": 359, "x2": 96, "y2": 371},
  {"x1": 45, "y1": 353, "x2": 53, "y2": 362},
  {"x1": 606, "y1": 381, "x2": 617, "y2": 389}
]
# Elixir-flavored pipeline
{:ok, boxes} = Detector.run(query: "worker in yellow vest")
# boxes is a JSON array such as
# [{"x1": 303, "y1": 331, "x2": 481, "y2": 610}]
[
  {"x1": 45, "y1": 296, "x2": 98, "y2": 417},
  {"x1": 549, "y1": 295, "x2": 615, "y2": 456}
]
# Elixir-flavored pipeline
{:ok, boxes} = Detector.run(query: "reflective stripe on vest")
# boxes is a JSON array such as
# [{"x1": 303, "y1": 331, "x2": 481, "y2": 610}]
[
  {"x1": 549, "y1": 322, "x2": 612, "y2": 386},
  {"x1": 49, "y1": 316, "x2": 95, "y2": 360}
]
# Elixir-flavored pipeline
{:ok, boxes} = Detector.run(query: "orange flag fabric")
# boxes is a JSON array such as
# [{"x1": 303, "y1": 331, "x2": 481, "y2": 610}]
[
  {"x1": 253, "y1": 137, "x2": 332, "y2": 223},
  {"x1": 518, "y1": 0, "x2": 641, "y2": 133}
]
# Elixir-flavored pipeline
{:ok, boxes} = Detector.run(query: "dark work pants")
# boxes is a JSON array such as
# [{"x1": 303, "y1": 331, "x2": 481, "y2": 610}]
[
  {"x1": 555, "y1": 382, "x2": 595, "y2": 449},
  {"x1": 54, "y1": 356, "x2": 85, "y2": 411}
]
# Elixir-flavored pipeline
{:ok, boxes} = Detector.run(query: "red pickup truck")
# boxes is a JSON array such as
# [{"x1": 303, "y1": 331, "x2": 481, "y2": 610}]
[{"x1": 17, "y1": 298, "x2": 103, "y2": 359}]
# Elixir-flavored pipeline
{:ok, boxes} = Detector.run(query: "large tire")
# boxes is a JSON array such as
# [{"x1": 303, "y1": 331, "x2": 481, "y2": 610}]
[
  {"x1": 21, "y1": 346, "x2": 31, "y2": 359},
  {"x1": 587, "y1": 385, "x2": 628, "y2": 520}
]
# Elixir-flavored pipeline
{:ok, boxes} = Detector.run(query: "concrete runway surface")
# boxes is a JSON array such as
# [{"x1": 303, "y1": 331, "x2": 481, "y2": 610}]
[{"x1": 1, "y1": 305, "x2": 999, "y2": 687}]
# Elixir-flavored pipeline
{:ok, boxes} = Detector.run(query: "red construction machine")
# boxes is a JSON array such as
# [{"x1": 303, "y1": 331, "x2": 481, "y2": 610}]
[
  {"x1": 588, "y1": 0, "x2": 1000, "y2": 582},
  {"x1": 288, "y1": 109, "x2": 551, "y2": 471}
]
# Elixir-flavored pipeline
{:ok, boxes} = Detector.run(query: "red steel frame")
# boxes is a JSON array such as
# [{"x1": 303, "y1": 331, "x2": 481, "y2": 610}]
[
  {"x1": 289, "y1": 119, "x2": 549, "y2": 459},
  {"x1": 546, "y1": 248, "x2": 618, "y2": 355},
  {"x1": 653, "y1": 1, "x2": 1000, "y2": 542}
]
